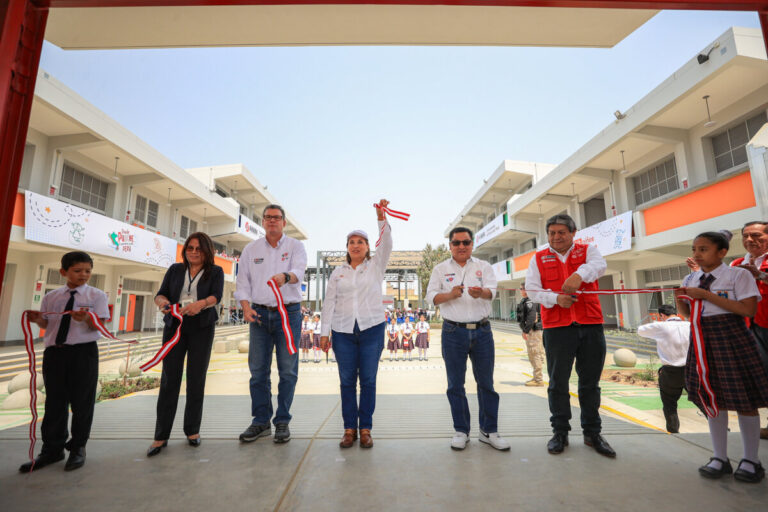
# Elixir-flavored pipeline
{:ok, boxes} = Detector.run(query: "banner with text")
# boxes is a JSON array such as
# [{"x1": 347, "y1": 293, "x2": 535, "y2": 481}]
[
  {"x1": 237, "y1": 214, "x2": 266, "y2": 241},
  {"x1": 573, "y1": 211, "x2": 633, "y2": 256},
  {"x1": 475, "y1": 212, "x2": 508, "y2": 247}
]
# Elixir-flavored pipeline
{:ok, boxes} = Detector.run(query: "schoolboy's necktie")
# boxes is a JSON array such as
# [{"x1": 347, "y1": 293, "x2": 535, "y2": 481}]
[
  {"x1": 698, "y1": 273, "x2": 715, "y2": 291},
  {"x1": 55, "y1": 290, "x2": 77, "y2": 346}
]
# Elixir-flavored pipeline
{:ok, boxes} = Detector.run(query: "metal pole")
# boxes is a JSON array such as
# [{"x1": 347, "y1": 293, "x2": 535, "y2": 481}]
[{"x1": 315, "y1": 252, "x2": 320, "y2": 312}]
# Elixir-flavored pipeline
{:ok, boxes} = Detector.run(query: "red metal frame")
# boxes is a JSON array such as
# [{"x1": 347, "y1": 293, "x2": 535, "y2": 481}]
[{"x1": 1, "y1": 0, "x2": 768, "y2": 297}]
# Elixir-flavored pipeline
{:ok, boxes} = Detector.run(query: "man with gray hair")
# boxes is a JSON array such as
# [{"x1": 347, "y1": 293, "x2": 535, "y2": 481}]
[
  {"x1": 525, "y1": 213, "x2": 615, "y2": 458},
  {"x1": 235, "y1": 204, "x2": 307, "y2": 444}
]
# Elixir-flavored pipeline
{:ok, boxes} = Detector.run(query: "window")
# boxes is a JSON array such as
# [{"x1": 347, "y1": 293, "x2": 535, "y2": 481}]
[
  {"x1": 215, "y1": 186, "x2": 229, "y2": 198},
  {"x1": 490, "y1": 256, "x2": 498, "y2": 264},
  {"x1": 59, "y1": 163, "x2": 109, "y2": 212},
  {"x1": 503, "y1": 248, "x2": 515, "y2": 259},
  {"x1": 643, "y1": 264, "x2": 690, "y2": 284},
  {"x1": 633, "y1": 156, "x2": 678, "y2": 206},
  {"x1": 213, "y1": 242, "x2": 226, "y2": 253},
  {"x1": 520, "y1": 238, "x2": 536, "y2": 253},
  {"x1": 240, "y1": 205, "x2": 248, "y2": 216},
  {"x1": 134, "y1": 195, "x2": 159, "y2": 227},
  {"x1": 712, "y1": 111, "x2": 767, "y2": 173},
  {"x1": 179, "y1": 215, "x2": 198, "y2": 239}
]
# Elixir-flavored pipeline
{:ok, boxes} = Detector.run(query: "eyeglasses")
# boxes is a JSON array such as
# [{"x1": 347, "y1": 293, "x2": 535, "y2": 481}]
[
  {"x1": 186, "y1": 246, "x2": 202, "y2": 253},
  {"x1": 450, "y1": 240, "x2": 472, "y2": 247},
  {"x1": 264, "y1": 215, "x2": 283, "y2": 221}
]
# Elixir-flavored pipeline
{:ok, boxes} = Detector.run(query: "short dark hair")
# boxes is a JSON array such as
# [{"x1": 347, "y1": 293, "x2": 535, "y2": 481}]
[
  {"x1": 695, "y1": 230, "x2": 733, "y2": 251},
  {"x1": 520, "y1": 282, "x2": 526, "y2": 290},
  {"x1": 742, "y1": 221, "x2": 768, "y2": 233},
  {"x1": 546, "y1": 214, "x2": 577, "y2": 233},
  {"x1": 262, "y1": 204, "x2": 286, "y2": 218},
  {"x1": 61, "y1": 251, "x2": 93, "y2": 270},
  {"x1": 658, "y1": 304, "x2": 676, "y2": 316},
  {"x1": 448, "y1": 227, "x2": 473, "y2": 242}
]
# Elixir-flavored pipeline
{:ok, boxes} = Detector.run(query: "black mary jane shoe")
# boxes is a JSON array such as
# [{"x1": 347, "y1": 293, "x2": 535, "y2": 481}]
[
  {"x1": 734, "y1": 459, "x2": 765, "y2": 483},
  {"x1": 146, "y1": 441, "x2": 168, "y2": 457},
  {"x1": 188, "y1": 437, "x2": 202, "y2": 447},
  {"x1": 698, "y1": 457, "x2": 733, "y2": 479}
]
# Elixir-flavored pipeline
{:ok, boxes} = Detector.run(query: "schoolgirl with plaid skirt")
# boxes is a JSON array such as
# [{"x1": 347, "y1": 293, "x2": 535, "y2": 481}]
[
  {"x1": 401, "y1": 321, "x2": 414, "y2": 361},
  {"x1": 300, "y1": 315, "x2": 313, "y2": 362},
  {"x1": 415, "y1": 315, "x2": 430, "y2": 361},
  {"x1": 675, "y1": 230, "x2": 768, "y2": 484},
  {"x1": 386, "y1": 320, "x2": 400, "y2": 361}
]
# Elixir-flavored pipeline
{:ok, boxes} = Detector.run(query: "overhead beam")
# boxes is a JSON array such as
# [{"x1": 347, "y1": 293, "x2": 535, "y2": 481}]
[
  {"x1": 49, "y1": 132, "x2": 106, "y2": 151},
  {"x1": 579, "y1": 167, "x2": 613, "y2": 181},
  {"x1": 634, "y1": 125, "x2": 689, "y2": 143},
  {"x1": 542, "y1": 193, "x2": 574, "y2": 205},
  {"x1": 124, "y1": 173, "x2": 165, "y2": 186},
  {"x1": 170, "y1": 198, "x2": 202, "y2": 209}
]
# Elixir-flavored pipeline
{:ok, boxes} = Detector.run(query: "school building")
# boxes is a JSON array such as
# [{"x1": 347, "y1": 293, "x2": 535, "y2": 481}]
[
  {"x1": 446, "y1": 26, "x2": 768, "y2": 329},
  {"x1": 0, "y1": 70, "x2": 307, "y2": 345}
]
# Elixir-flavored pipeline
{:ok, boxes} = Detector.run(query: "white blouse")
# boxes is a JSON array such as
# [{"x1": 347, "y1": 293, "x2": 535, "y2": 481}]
[
  {"x1": 416, "y1": 321, "x2": 429, "y2": 333},
  {"x1": 321, "y1": 220, "x2": 393, "y2": 336},
  {"x1": 681, "y1": 263, "x2": 761, "y2": 316}
]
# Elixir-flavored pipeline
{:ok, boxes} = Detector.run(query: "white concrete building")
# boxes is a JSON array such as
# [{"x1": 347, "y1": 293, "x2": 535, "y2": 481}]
[
  {"x1": 446, "y1": 27, "x2": 768, "y2": 329},
  {"x1": 0, "y1": 70, "x2": 307, "y2": 344}
]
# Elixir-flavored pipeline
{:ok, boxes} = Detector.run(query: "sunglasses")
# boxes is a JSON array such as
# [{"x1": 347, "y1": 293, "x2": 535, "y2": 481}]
[
  {"x1": 185, "y1": 246, "x2": 202, "y2": 253},
  {"x1": 450, "y1": 240, "x2": 472, "y2": 247}
]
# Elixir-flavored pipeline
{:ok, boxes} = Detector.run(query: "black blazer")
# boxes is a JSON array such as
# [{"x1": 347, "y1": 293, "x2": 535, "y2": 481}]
[{"x1": 155, "y1": 263, "x2": 224, "y2": 328}]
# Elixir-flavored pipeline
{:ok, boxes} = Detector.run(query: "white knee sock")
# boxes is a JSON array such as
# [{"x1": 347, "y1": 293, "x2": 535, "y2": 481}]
[
  {"x1": 707, "y1": 411, "x2": 729, "y2": 469},
  {"x1": 738, "y1": 414, "x2": 761, "y2": 472}
]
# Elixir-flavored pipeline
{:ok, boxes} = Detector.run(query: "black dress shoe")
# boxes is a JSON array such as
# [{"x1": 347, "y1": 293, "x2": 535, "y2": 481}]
[
  {"x1": 188, "y1": 437, "x2": 202, "y2": 447},
  {"x1": 547, "y1": 433, "x2": 568, "y2": 454},
  {"x1": 18, "y1": 452, "x2": 64, "y2": 473},
  {"x1": 734, "y1": 459, "x2": 765, "y2": 483},
  {"x1": 584, "y1": 433, "x2": 616, "y2": 458},
  {"x1": 146, "y1": 440, "x2": 168, "y2": 457},
  {"x1": 65, "y1": 446, "x2": 86, "y2": 471},
  {"x1": 698, "y1": 457, "x2": 733, "y2": 479},
  {"x1": 664, "y1": 410, "x2": 680, "y2": 433}
]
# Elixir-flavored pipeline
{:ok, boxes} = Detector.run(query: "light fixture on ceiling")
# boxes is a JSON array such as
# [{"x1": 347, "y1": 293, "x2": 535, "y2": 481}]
[
  {"x1": 620, "y1": 150, "x2": 628, "y2": 175},
  {"x1": 697, "y1": 42, "x2": 720, "y2": 65},
  {"x1": 111, "y1": 156, "x2": 120, "y2": 181},
  {"x1": 166, "y1": 187, "x2": 172, "y2": 207},
  {"x1": 232, "y1": 179, "x2": 238, "y2": 198},
  {"x1": 702, "y1": 95, "x2": 716, "y2": 128},
  {"x1": 203, "y1": 207, "x2": 208, "y2": 225},
  {"x1": 614, "y1": 110, "x2": 625, "y2": 120}
]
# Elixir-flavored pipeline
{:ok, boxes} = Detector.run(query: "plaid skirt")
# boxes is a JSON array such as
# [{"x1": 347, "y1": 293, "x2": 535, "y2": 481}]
[
  {"x1": 401, "y1": 336, "x2": 413, "y2": 350},
  {"x1": 312, "y1": 333, "x2": 322, "y2": 348},
  {"x1": 387, "y1": 333, "x2": 400, "y2": 351},
  {"x1": 415, "y1": 332, "x2": 429, "y2": 349},
  {"x1": 299, "y1": 332, "x2": 312, "y2": 350},
  {"x1": 685, "y1": 313, "x2": 768, "y2": 413}
]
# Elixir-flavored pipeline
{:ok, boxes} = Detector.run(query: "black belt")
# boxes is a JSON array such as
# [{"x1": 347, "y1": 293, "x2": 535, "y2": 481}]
[
  {"x1": 252, "y1": 302, "x2": 298, "y2": 312},
  {"x1": 443, "y1": 319, "x2": 489, "y2": 330}
]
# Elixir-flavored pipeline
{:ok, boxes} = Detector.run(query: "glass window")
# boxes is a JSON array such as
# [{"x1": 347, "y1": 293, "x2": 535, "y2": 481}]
[
  {"x1": 180, "y1": 216, "x2": 190, "y2": 239},
  {"x1": 146, "y1": 200, "x2": 159, "y2": 227},
  {"x1": 713, "y1": 111, "x2": 768, "y2": 173},
  {"x1": 632, "y1": 156, "x2": 678, "y2": 206},
  {"x1": 135, "y1": 195, "x2": 147, "y2": 224},
  {"x1": 58, "y1": 163, "x2": 109, "y2": 213}
]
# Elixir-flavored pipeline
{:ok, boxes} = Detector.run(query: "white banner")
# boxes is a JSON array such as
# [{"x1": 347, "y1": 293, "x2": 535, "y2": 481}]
[
  {"x1": 237, "y1": 214, "x2": 265, "y2": 240},
  {"x1": 475, "y1": 213, "x2": 507, "y2": 247},
  {"x1": 25, "y1": 190, "x2": 177, "y2": 268},
  {"x1": 573, "y1": 211, "x2": 632, "y2": 256},
  {"x1": 492, "y1": 260, "x2": 511, "y2": 282}
]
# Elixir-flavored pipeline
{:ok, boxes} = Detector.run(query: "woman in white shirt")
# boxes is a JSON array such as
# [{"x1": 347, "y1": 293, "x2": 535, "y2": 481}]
[{"x1": 320, "y1": 199, "x2": 393, "y2": 449}]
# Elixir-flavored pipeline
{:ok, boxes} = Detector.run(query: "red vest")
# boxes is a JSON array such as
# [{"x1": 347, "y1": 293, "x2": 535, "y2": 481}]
[
  {"x1": 535, "y1": 244, "x2": 603, "y2": 328},
  {"x1": 731, "y1": 256, "x2": 768, "y2": 328}
]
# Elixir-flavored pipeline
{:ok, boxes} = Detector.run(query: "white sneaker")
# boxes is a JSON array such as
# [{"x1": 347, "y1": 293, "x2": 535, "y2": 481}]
[
  {"x1": 479, "y1": 430, "x2": 510, "y2": 451},
  {"x1": 451, "y1": 432, "x2": 469, "y2": 450}
]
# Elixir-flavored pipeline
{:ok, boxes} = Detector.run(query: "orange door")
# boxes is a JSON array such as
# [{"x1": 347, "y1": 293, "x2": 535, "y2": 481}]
[{"x1": 126, "y1": 294, "x2": 136, "y2": 332}]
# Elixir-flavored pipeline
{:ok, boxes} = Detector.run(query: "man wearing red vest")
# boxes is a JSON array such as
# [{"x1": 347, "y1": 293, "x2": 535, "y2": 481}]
[
  {"x1": 729, "y1": 221, "x2": 768, "y2": 439},
  {"x1": 525, "y1": 214, "x2": 615, "y2": 457}
]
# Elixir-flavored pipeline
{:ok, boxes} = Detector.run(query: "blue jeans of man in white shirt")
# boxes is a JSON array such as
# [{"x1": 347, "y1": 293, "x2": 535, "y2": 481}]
[
  {"x1": 441, "y1": 321, "x2": 499, "y2": 434},
  {"x1": 332, "y1": 321, "x2": 386, "y2": 430},
  {"x1": 248, "y1": 303, "x2": 301, "y2": 426}
]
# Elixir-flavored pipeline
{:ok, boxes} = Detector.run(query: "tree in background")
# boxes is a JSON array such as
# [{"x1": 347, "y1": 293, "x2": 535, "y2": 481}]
[{"x1": 417, "y1": 243, "x2": 450, "y2": 311}]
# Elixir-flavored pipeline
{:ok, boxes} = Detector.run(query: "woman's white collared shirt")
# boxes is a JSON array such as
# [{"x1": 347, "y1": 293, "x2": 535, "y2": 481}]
[{"x1": 321, "y1": 220, "x2": 393, "y2": 336}]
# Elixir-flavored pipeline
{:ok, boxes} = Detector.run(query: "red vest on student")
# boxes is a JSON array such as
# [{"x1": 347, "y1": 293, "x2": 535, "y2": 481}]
[
  {"x1": 535, "y1": 243, "x2": 604, "y2": 328},
  {"x1": 731, "y1": 256, "x2": 768, "y2": 328}
]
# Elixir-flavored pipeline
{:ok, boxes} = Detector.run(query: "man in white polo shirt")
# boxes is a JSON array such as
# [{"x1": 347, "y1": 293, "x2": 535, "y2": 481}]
[
  {"x1": 427, "y1": 227, "x2": 510, "y2": 452},
  {"x1": 235, "y1": 204, "x2": 307, "y2": 444}
]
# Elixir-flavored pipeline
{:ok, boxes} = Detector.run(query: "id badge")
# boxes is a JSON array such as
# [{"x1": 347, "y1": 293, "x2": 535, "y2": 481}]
[{"x1": 180, "y1": 299, "x2": 193, "y2": 308}]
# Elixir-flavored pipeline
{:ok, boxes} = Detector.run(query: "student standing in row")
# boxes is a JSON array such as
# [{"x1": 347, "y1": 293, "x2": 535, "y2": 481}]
[
  {"x1": 312, "y1": 314, "x2": 322, "y2": 363},
  {"x1": 676, "y1": 230, "x2": 768, "y2": 483},
  {"x1": 415, "y1": 314, "x2": 430, "y2": 361},
  {"x1": 386, "y1": 317, "x2": 400, "y2": 361},
  {"x1": 401, "y1": 318, "x2": 414, "y2": 361}
]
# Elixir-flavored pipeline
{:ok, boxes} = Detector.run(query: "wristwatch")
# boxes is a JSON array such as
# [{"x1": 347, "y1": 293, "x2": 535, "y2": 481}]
[{"x1": 283, "y1": 272, "x2": 292, "y2": 284}]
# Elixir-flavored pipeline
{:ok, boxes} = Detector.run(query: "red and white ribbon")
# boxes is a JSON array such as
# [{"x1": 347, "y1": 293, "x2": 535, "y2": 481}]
[
  {"x1": 267, "y1": 279, "x2": 297, "y2": 355},
  {"x1": 139, "y1": 304, "x2": 184, "y2": 372},
  {"x1": 20, "y1": 309, "x2": 137, "y2": 470},
  {"x1": 678, "y1": 295, "x2": 718, "y2": 418},
  {"x1": 373, "y1": 204, "x2": 410, "y2": 248}
]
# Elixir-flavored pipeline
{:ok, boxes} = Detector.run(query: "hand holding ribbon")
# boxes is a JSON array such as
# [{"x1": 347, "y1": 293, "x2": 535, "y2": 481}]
[{"x1": 373, "y1": 201, "x2": 409, "y2": 248}]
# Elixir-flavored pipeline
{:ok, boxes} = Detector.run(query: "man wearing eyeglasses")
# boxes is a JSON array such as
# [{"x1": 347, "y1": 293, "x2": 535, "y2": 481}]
[
  {"x1": 426, "y1": 227, "x2": 510, "y2": 452},
  {"x1": 524, "y1": 213, "x2": 615, "y2": 458},
  {"x1": 234, "y1": 204, "x2": 307, "y2": 444}
]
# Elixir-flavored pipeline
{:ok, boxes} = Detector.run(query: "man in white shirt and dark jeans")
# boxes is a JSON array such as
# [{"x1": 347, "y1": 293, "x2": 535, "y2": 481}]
[
  {"x1": 637, "y1": 304, "x2": 690, "y2": 433},
  {"x1": 234, "y1": 204, "x2": 307, "y2": 444},
  {"x1": 427, "y1": 227, "x2": 510, "y2": 452}
]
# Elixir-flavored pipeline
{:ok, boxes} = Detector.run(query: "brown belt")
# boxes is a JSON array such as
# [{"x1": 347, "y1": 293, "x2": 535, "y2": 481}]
[{"x1": 252, "y1": 302, "x2": 298, "y2": 312}]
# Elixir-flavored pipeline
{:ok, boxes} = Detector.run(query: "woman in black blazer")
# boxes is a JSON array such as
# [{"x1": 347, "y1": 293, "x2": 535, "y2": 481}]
[{"x1": 147, "y1": 232, "x2": 224, "y2": 456}]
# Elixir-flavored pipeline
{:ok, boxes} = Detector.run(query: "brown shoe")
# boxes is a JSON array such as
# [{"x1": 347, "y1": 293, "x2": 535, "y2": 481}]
[
  {"x1": 339, "y1": 429, "x2": 357, "y2": 448},
  {"x1": 360, "y1": 429, "x2": 373, "y2": 448},
  {"x1": 760, "y1": 427, "x2": 768, "y2": 440}
]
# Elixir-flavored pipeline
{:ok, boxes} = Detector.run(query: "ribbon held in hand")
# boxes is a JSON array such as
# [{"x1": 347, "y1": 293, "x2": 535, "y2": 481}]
[
  {"x1": 267, "y1": 279, "x2": 297, "y2": 355},
  {"x1": 140, "y1": 304, "x2": 184, "y2": 372},
  {"x1": 678, "y1": 295, "x2": 718, "y2": 418},
  {"x1": 373, "y1": 203, "x2": 410, "y2": 247}
]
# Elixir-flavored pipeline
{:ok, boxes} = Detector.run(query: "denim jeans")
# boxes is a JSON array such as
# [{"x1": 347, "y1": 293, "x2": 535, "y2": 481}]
[
  {"x1": 542, "y1": 323, "x2": 606, "y2": 435},
  {"x1": 248, "y1": 302, "x2": 301, "y2": 426},
  {"x1": 441, "y1": 321, "x2": 499, "y2": 434},
  {"x1": 332, "y1": 321, "x2": 386, "y2": 430}
]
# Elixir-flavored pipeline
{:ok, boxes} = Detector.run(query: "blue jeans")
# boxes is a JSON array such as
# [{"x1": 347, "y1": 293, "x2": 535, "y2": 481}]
[
  {"x1": 248, "y1": 303, "x2": 301, "y2": 426},
  {"x1": 441, "y1": 321, "x2": 499, "y2": 434},
  {"x1": 332, "y1": 321, "x2": 386, "y2": 430}
]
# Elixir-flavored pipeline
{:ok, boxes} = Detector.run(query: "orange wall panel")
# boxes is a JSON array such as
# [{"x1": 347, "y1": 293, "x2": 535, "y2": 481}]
[
  {"x1": 514, "y1": 250, "x2": 535, "y2": 272},
  {"x1": 644, "y1": 172, "x2": 756, "y2": 236},
  {"x1": 12, "y1": 192, "x2": 24, "y2": 227},
  {"x1": 215, "y1": 256, "x2": 233, "y2": 274}
]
